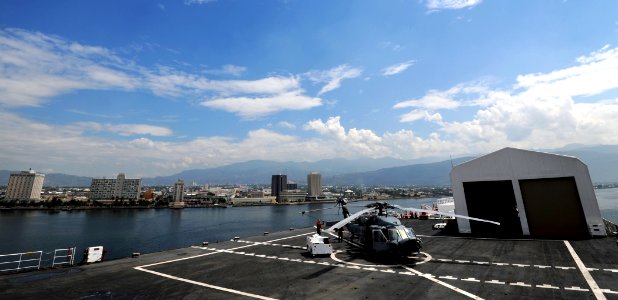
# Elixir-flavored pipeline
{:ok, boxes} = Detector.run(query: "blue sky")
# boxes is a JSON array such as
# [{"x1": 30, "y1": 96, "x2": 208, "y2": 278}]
[{"x1": 1, "y1": 0, "x2": 618, "y2": 177}]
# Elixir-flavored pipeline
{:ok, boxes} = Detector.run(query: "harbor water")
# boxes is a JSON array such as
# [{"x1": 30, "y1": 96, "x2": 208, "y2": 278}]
[{"x1": 1, "y1": 190, "x2": 617, "y2": 261}]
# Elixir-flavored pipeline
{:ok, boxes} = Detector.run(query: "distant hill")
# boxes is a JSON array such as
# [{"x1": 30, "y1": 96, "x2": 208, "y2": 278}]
[
  {"x1": 324, "y1": 157, "x2": 472, "y2": 186},
  {"x1": 2, "y1": 145, "x2": 618, "y2": 187},
  {"x1": 142, "y1": 157, "x2": 418, "y2": 186}
]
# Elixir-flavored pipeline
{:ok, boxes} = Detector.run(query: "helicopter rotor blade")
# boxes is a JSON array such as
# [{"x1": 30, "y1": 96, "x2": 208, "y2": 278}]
[
  {"x1": 325, "y1": 207, "x2": 373, "y2": 233},
  {"x1": 393, "y1": 205, "x2": 500, "y2": 226},
  {"x1": 299, "y1": 206, "x2": 340, "y2": 215}
]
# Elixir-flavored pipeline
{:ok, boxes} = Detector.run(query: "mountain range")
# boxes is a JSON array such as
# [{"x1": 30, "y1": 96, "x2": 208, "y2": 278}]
[{"x1": 2, "y1": 145, "x2": 618, "y2": 187}]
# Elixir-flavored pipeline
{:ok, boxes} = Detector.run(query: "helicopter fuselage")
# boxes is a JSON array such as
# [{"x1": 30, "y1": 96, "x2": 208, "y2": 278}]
[{"x1": 345, "y1": 215, "x2": 422, "y2": 257}]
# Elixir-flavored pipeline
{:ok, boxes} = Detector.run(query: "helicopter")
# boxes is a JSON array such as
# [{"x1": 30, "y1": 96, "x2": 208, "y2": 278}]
[{"x1": 302, "y1": 200, "x2": 500, "y2": 258}]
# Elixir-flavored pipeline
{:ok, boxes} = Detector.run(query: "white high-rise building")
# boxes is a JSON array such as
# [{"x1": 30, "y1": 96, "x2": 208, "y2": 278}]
[
  {"x1": 90, "y1": 173, "x2": 141, "y2": 200},
  {"x1": 174, "y1": 179, "x2": 185, "y2": 202},
  {"x1": 307, "y1": 172, "x2": 322, "y2": 197},
  {"x1": 6, "y1": 169, "x2": 45, "y2": 200}
]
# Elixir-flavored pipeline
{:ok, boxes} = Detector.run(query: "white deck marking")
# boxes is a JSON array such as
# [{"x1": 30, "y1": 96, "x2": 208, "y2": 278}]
[
  {"x1": 603, "y1": 269, "x2": 618, "y2": 273},
  {"x1": 134, "y1": 267, "x2": 277, "y2": 300},
  {"x1": 510, "y1": 282, "x2": 531, "y2": 287},
  {"x1": 438, "y1": 275, "x2": 458, "y2": 280},
  {"x1": 536, "y1": 284, "x2": 559, "y2": 290},
  {"x1": 402, "y1": 266, "x2": 484, "y2": 300},
  {"x1": 134, "y1": 231, "x2": 314, "y2": 299},
  {"x1": 512, "y1": 263, "x2": 530, "y2": 267},
  {"x1": 533, "y1": 265, "x2": 551, "y2": 269},
  {"x1": 485, "y1": 280, "x2": 505, "y2": 285},
  {"x1": 565, "y1": 286, "x2": 590, "y2": 292},
  {"x1": 564, "y1": 240, "x2": 606, "y2": 300},
  {"x1": 461, "y1": 277, "x2": 480, "y2": 282},
  {"x1": 601, "y1": 289, "x2": 618, "y2": 294}
]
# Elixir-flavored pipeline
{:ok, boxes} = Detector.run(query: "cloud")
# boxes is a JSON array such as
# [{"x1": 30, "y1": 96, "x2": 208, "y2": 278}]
[
  {"x1": 425, "y1": 0, "x2": 483, "y2": 10},
  {"x1": 393, "y1": 82, "x2": 497, "y2": 122},
  {"x1": 201, "y1": 91, "x2": 322, "y2": 119},
  {"x1": 396, "y1": 44, "x2": 618, "y2": 151},
  {"x1": 0, "y1": 28, "x2": 138, "y2": 107},
  {"x1": 381, "y1": 60, "x2": 415, "y2": 76},
  {"x1": 184, "y1": 0, "x2": 217, "y2": 5},
  {"x1": 71, "y1": 122, "x2": 173, "y2": 137},
  {"x1": 306, "y1": 65, "x2": 362, "y2": 96},
  {"x1": 203, "y1": 64, "x2": 247, "y2": 76},
  {"x1": 277, "y1": 121, "x2": 296, "y2": 129},
  {"x1": 0, "y1": 28, "x2": 324, "y2": 118}
]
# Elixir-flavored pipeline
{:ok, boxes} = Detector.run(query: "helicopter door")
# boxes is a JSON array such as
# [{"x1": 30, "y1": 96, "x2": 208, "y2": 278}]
[{"x1": 371, "y1": 229, "x2": 389, "y2": 252}]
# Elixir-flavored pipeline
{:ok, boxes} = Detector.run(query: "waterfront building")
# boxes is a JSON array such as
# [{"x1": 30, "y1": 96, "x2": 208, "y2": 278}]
[
  {"x1": 90, "y1": 173, "x2": 141, "y2": 201},
  {"x1": 271, "y1": 175, "x2": 287, "y2": 200},
  {"x1": 174, "y1": 179, "x2": 185, "y2": 202},
  {"x1": 170, "y1": 179, "x2": 186, "y2": 209},
  {"x1": 278, "y1": 190, "x2": 307, "y2": 203},
  {"x1": 307, "y1": 172, "x2": 322, "y2": 197},
  {"x1": 6, "y1": 169, "x2": 45, "y2": 200}
]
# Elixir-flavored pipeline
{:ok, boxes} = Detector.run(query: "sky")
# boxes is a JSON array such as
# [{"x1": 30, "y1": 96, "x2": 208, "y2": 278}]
[{"x1": 1, "y1": 0, "x2": 618, "y2": 177}]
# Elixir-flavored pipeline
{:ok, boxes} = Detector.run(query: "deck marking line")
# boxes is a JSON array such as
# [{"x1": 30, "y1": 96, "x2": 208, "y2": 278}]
[
  {"x1": 601, "y1": 289, "x2": 618, "y2": 294},
  {"x1": 135, "y1": 267, "x2": 277, "y2": 300},
  {"x1": 603, "y1": 269, "x2": 618, "y2": 273},
  {"x1": 564, "y1": 240, "x2": 606, "y2": 300},
  {"x1": 137, "y1": 231, "x2": 313, "y2": 269},
  {"x1": 512, "y1": 264, "x2": 529, "y2": 267},
  {"x1": 534, "y1": 265, "x2": 551, "y2": 269},
  {"x1": 402, "y1": 266, "x2": 483, "y2": 300},
  {"x1": 565, "y1": 286, "x2": 589, "y2": 292},
  {"x1": 510, "y1": 282, "x2": 532, "y2": 287},
  {"x1": 536, "y1": 284, "x2": 559, "y2": 290},
  {"x1": 438, "y1": 275, "x2": 458, "y2": 280},
  {"x1": 486, "y1": 280, "x2": 505, "y2": 285},
  {"x1": 462, "y1": 277, "x2": 480, "y2": 282}
]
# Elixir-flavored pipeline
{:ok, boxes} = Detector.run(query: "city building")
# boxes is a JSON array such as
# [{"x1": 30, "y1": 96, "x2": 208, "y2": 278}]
[
  {"x1": 450, "y1": 147, "x2": 605, "y2": 238},
  {"x1": 307, "y1": 172, "x2": 322, "y2": 197},
  {"x1": 170, "y1": 179, "x2": 186, "y2": 209},
  {"x1": 271, "y1": 175, "x2": 287, "y2": 200},
  {"x1": 6, "y1": 169, "x2": 45, "y2": 200},
  {"x1": 174, "y1": 179, "x2": 185, "y2": 202},
  {"x1": 278, "y1": 190, "x2": 307, "y2": 203},
  {"x1": 90, "y1": 173, "x2": 141, "y2": 201}
]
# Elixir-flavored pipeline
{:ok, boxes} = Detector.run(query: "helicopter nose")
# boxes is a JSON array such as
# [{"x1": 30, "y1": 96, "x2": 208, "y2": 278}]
[{"x1": 399, "y1": 239, "x2": 422, "y2": 253}]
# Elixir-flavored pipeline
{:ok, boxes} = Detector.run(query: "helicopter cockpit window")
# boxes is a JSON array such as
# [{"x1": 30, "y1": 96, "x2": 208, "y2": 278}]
[
  {"x1": 388, "y1": 229, "x2": 401, "y2": 241},
  {"x1": 373, "y1": 231, "x2": 386, "y2": 242}
]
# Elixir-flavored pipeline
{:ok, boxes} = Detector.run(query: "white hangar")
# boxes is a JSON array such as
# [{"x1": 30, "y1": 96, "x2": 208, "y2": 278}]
[{"x1": 450, "y1": 147, "x2": 606, "y2": 238}]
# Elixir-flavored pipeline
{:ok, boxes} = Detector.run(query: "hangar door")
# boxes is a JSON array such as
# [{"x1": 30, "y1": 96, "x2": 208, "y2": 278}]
[
  {"x1": 463, "y1": 180, "x2": 522, "y2": 237},
  {"x1": 519, "y1": 177, "x2": 589, "y2": 238}
]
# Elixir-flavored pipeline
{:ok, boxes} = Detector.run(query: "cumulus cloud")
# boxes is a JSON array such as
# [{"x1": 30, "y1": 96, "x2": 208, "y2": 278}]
[
  {"x1": 425, "y1": 0, "x2": 482, "y2": 10},
  {"x1": 396, "y1": 44, "x2": 618, "y2": 152},
  {"x1": 381, "y1": 60, "x2": 415, "y2": 76},
  {"x1": 306, "y1": 65, "x2": 362, "y2": 96},
  {"x1": 394, "y1": 82, "x2": 496, "y2": 122}
]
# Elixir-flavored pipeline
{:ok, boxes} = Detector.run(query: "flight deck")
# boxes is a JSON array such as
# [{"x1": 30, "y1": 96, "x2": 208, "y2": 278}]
[{"x1": 1, "y1": 219, "x2": 617, "y2": 299}]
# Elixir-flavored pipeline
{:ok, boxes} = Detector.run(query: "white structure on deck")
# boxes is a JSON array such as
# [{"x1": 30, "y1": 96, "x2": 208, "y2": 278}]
[{"x1": 450, "y1": 147, "x2": 605, "y2": 238}]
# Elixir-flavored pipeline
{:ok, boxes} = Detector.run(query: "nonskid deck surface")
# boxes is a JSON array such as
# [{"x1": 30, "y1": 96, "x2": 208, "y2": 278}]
[{"x1": 1, "y1": 220, "x2": 617, "y2": 300}]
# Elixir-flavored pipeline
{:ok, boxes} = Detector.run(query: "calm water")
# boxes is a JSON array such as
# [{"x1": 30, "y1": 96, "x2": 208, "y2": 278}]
[
  {"x1": 0, "y1": 198, "x2": 436, "y2": 260},
  {"x1": 1, "y1": 190, "x2": 617, "y2": 260}
]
